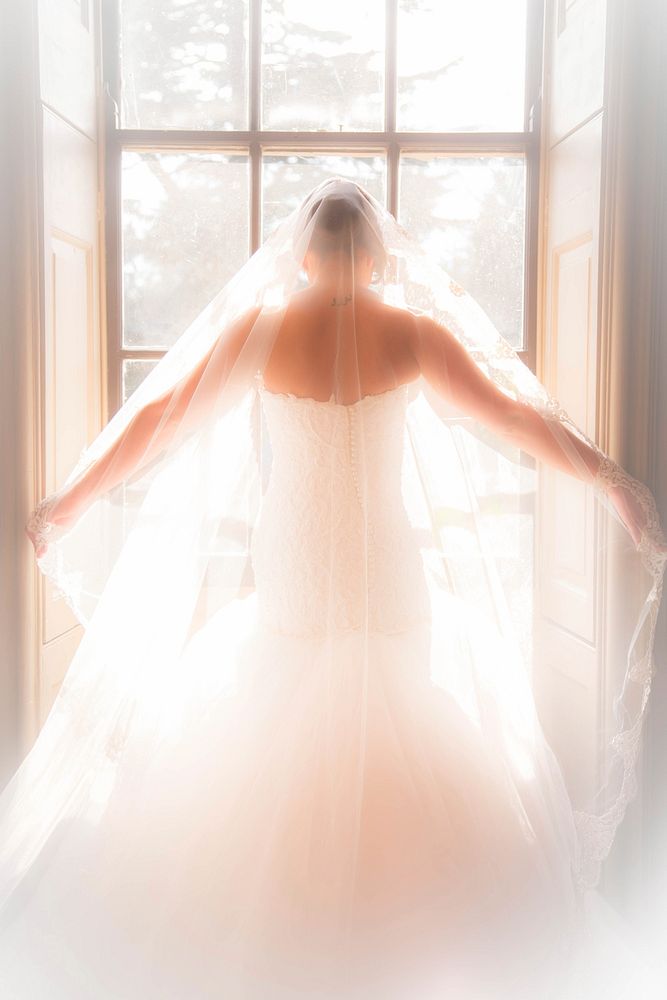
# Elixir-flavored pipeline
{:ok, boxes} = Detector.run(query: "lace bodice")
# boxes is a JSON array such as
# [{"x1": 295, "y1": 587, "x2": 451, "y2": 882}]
[{"x1": 250, "y1": 383, "x2": 431, "y2": 637}]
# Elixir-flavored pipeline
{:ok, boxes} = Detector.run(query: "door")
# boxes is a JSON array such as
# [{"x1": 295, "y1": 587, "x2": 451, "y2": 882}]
[{"x1": 37, "y1": 0, "x2": 103, "y2": 726}]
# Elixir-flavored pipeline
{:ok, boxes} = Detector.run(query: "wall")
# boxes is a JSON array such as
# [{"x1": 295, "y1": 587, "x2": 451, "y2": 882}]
[
  {"x1": 603, "y1": 0, "x2": 667, "y2": 936},
  {"x1": 0, "y1": 0, "x2": 41, "y2": 786}
]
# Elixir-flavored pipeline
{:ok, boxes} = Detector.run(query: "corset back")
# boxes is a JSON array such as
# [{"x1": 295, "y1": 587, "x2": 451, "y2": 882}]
[{"x1": 250, "y1": 383, "x2": 431, "y2": 636}]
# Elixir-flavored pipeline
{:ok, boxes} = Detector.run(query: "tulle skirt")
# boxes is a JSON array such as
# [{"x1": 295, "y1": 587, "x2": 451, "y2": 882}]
[{"x1": 0, "y1": 591, "x2": 661, "y2": 999}]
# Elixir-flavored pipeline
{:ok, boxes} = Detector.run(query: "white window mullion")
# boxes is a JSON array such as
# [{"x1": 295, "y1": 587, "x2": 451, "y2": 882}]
[
  {"x1": 249, "y1": 0, "x2": 262, "y2": 252},
  {"x1": 385, "y1": 0, "x2": 398, "y2": 215}
]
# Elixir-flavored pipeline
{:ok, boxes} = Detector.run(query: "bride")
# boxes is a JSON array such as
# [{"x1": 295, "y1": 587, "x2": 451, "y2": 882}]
[{"x1": 1, "y1": 178, "x2": 665, "y2": 998}]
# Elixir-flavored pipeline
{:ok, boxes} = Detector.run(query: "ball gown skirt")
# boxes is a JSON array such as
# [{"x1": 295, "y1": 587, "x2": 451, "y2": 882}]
[{"x1": 0, "y1": 594, "x2": 580, "y2": 1000}]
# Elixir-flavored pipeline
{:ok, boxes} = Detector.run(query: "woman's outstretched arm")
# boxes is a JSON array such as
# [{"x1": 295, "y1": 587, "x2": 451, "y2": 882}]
[
  {"x1": 410, "y1": 315, "x2": 654, "y2": 546},
  {"x1": 28, "y1": 308, "x2": 260, "y2": 550}
]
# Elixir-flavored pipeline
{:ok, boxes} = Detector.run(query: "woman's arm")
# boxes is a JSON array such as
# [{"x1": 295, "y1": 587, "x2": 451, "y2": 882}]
[
  {"x1": 29, "y1": 308, "x2": 260, "y2": 546},
  {"x1": 411, "y1": 315, "x2": 601, "y2": 475},
  {"x1": 410, "y1": 315, "x2": 654, "y2": 546}
]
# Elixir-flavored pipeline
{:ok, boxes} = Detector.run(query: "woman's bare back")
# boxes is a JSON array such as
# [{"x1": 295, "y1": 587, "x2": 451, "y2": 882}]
[{"x1": 262, "y1": 286, "x2": 420, "y2": 404}]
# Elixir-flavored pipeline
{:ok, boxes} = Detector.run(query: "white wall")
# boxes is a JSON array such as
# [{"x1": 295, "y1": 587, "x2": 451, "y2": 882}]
[
  {"x1": 605, "y1": 0, "x2": 667, "y2": 934},
  {"x1": 0, "y1": 0, "x2": 42, "y2": 787}
]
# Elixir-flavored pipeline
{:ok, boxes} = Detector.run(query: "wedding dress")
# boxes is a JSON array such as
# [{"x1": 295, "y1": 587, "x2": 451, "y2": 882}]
[{"x1": 1, "y1": 179, "x2": 665, "y2": 998}]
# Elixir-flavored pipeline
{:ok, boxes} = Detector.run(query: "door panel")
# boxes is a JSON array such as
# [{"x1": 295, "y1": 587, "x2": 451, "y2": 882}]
[
  {"x1": 42, "y1": 233, "x2": 95, "y2": 654},
  {"x1": 38, "y1": 35, "x2": 102, "y2": 724},
  {"x1": 536, "y1": 27, "x2": 605, "y2": 807},
  {"x1": 541, "y1": 231, "x2": 598, "y2": 646}
]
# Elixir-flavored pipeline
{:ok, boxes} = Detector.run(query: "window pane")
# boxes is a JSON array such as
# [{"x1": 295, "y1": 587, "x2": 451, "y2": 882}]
[
  {"x1": 399, "y1": 155, "x2": 526, "y2": 348},
  {"x1": 122, "y1": 151, "x2": 249, "y2": 349},
  {"x1": 120, "y1": 0, "x2": 249, "y2": 130},
  {"x1": 262, "y1": 154, "x2": 386, "y2": 238},
  {"x1": 262, "y1": 0, "x2": 385, "y2": 131},
  {"x1": 122, "y1": 358, "x2": 159, "y2": 402},
  {"x1": 397, "y1": 0, "x2": 527, "y2": 132}
]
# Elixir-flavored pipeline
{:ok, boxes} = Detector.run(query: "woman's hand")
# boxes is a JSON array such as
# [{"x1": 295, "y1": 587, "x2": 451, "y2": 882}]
[
  {"x1": 609, "y1": 484, "x2": 648, "y2": 546},
  {"x1": 25, "y1": 493, "x2": 78, "y2": 558},
  {"x1": 608, "y1": 482, "x2": 667, "y2": 553}
]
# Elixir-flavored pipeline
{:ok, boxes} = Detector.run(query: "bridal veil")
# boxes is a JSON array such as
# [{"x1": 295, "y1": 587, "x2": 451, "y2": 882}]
[{"x1": 1, "y1": 178, "x2": 665, "y2": 960}]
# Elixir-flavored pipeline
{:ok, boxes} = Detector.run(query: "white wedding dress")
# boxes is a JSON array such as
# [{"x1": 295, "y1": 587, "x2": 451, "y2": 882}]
[
  {"x1": 4, "y1": 176, "x2": 665, "y2": 1000},
  {"x1": 2, "y1": 380, "x2": 609, "y2": 1000}
]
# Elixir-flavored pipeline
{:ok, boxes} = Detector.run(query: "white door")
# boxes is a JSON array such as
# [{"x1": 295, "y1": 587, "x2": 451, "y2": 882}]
[
  {"x1": 534, "y1": 0, "x2": 608, "y2": 813},
  {"x1": 37, "y1": 0, "x2": 103, "y2": 726}
]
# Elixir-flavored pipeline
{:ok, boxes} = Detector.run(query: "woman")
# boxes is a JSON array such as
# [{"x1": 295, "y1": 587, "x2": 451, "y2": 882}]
[{"x1": 2, "y1": 179, "x2": 665, "y2": 998}]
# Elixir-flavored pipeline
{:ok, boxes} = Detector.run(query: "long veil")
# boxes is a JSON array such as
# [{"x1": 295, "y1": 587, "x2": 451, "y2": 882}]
[{"x1": 1, "y1": 178, "x2": 665, "y2": 990}]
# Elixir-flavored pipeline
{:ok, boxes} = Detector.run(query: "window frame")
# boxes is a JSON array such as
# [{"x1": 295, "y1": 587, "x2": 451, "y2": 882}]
[{"x1": 102, "y1": 0, "x2": 544, "y2": 413}]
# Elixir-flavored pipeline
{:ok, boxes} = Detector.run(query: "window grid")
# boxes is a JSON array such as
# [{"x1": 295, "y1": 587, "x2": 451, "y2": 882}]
[{"x1": 103, "y1": 0, "x2": 543, "y2": 413}]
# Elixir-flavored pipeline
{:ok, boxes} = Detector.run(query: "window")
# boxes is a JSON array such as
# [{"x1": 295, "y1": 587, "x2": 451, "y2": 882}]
[{"x1": 103, "y1": 0, "x2": 542, "y2": 409}]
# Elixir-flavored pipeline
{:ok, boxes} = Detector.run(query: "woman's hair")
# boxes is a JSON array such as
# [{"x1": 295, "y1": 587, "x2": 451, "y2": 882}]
[{"x1": 296, "y1": 180, "x2": 387, "y2": 276}]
